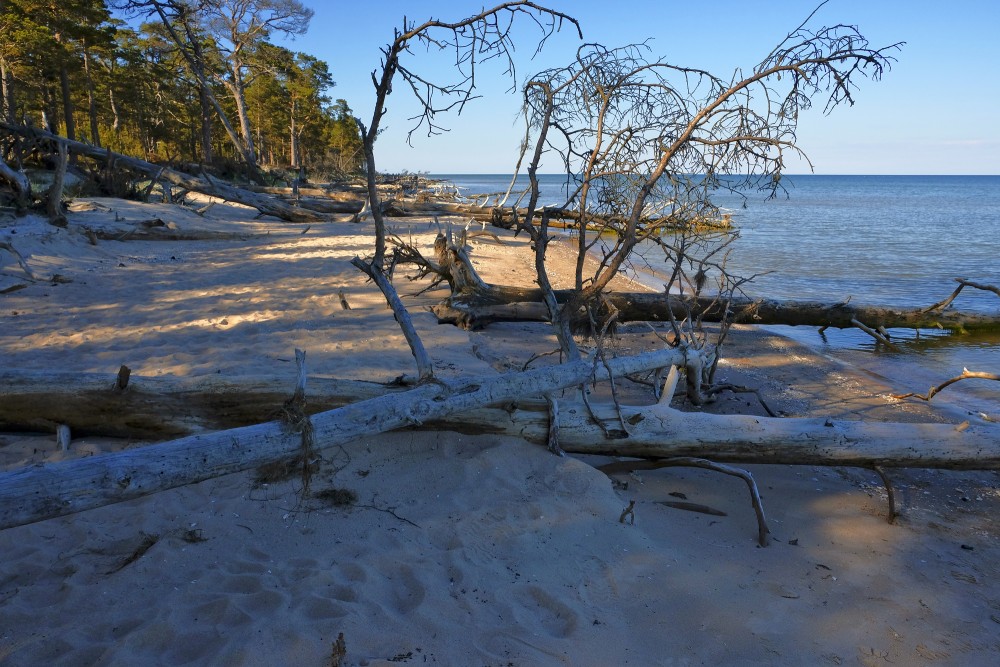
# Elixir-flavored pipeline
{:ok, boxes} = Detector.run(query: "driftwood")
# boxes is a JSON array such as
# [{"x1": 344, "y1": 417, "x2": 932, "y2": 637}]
[
  {"x1": 0, "y1": 122, "x2": 325, "y2": 223},
  {"x1": 892, "y1": 369, "x2": 1000, "y2": 403},
  {"x1": 0, "y1": 346, "x2": 698, "y2": 530},
  {"x1": 0, "y1": 370, "x2": 392, "y2": 438},
  {"x1": 80, "y1": 221, "x2": 256, "y2": 243},
  {"x1": 2, "y1": 366, "x2": 998, "y2": 465},
  {"x1": 433, "y1": 286, "x2": 1000, "y2": 333},
  {"x1": 0, "y1": 241, "x2": 35, "y2": 279}
]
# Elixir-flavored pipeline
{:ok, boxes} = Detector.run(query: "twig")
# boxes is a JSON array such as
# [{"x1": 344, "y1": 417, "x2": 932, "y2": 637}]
[
  {"x1": 0, "y1": 241, "x2": 35, "y2": 279},
  {"x1": 596, "y1": 457, "x2": 770, "y2": 546},
  {"x1": 955, "y1": 278, "x2": 1000, "y2": 297},
  {"x1": 619, "y1": 499, "x2": 636, "y2": 525},
  {"x1": 892, "y1": 368, "x2": 1000, "y2": 402},
  {"x1": 580, "y1": 385, "x2": 613, "y2": 438},
  {"x1": 522, "y1": 348, "x2": 560, "y2": 371},
  {"x1": 851, "y1": 318, "x2": 900, "y2": 350},
  {"x1": 921, "y1": 278, "x2": 1000, "y2": 313},
  {"x1": 706, "y1": 383, "x2": 778, "y2": 417},
  {"x1": 872, "y1": 466, "x2": 897, "y2": 524},
  {"x1": 354, "y1": 502, "x2": 420, "y2": 528}
]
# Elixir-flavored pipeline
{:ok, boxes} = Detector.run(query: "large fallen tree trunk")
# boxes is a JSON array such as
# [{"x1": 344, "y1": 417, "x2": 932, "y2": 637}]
[
  {"x1": 429, "y1": 401, "x2": 1000, "y2": 469},
  {"x1": 0, "y1": 346, "x2": 697, "y2": 530},
  {"x1": 3, "y1": 368, "x2": 997, "y2": 472},
  {"x1": 0, "y1": 370, "x2": 392, "y2": 438},
  {"x1": 433, "y1": 285, "x2": 1000, "y2": 332},
  {"x1": 0, "y1": 122, "x2": 325, "y2": 223},
  {"x1": 2, "y1": 355, "x2": 1000, "y2": 532}
]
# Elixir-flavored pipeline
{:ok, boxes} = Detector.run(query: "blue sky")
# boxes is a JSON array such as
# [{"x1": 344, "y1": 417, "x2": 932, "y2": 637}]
[{"x1": 278, "y1": 1, "x2": 999, "y2": 175}]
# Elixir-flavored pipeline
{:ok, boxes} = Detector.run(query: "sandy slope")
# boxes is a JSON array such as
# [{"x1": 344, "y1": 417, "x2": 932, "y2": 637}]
[{"x1": 1, "y1": 197, "x2": 998, "y2": 666}]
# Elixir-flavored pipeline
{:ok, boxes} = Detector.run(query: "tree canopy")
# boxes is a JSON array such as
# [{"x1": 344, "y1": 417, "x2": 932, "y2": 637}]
[{"x1": 1, "y1": 0, "x2": 362, "y2": 178}]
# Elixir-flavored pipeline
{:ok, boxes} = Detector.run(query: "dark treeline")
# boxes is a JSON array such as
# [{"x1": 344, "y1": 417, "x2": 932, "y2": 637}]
[{"x1": 0, "y1": 0, "x2": 364, "y2": 180}]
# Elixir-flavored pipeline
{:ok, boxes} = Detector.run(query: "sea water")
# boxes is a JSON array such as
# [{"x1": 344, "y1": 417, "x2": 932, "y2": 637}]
[{"x1": 435, "y1": 174, "x2": 1000, "y2": 416}]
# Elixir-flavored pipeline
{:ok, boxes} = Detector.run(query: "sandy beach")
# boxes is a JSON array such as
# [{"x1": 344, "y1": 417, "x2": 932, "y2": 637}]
[{"x1": 1, "y1": 196, "x2": 998, "y2": 666}]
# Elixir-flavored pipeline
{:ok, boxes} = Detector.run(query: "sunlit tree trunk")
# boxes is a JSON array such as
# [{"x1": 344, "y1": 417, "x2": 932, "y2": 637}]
[
  {"x1": 0, "y1": 57, "x2": 15, "y2": 124},
  {"x1": 82, "y1": 43, "x2": 101, "y2": 147},
  {"x1": 199, "y1": 83, "x2": 213, "y2": 163}
]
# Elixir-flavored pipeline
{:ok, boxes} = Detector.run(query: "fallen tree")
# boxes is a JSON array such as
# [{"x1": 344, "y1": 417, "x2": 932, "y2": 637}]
[
  {"x1": 2, "y1": 349, "x2": 999, "y2": 533},
  {"x1": 0, "y1": 369, "x2": 391, "y2": 438},
  {"x1": 3, "y1": 367, "x2": 997, "y2": 470},
  {"x1": 0, "y1": 122, "x2": 325, "y2": 223},
  {"x1": 432, "y1": 286, "x2": 1000, "y2": 332},
  {"x1": 0, "y1": 345, "x2": 700, "y2": 530}
]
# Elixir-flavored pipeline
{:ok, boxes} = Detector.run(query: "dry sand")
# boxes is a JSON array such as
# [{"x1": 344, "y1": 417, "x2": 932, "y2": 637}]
[{"x1": 1, "y1": 197, "x2": 998, "y2": 666}]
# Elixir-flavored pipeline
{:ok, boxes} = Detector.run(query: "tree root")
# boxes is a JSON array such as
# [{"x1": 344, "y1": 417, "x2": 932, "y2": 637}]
[{"x1": 872, "y1": 466, "x2": 897, "y2": 524}]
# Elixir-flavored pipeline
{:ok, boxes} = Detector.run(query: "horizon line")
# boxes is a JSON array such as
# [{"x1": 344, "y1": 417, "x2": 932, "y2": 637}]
[{"x1": 425, "y1": 172, "x2": 1000, "y2": 177}]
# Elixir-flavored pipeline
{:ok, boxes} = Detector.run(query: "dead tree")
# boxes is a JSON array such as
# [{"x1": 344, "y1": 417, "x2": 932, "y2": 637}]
[
  {"x1": 504, "y1": 22, "x2": 900, "y2": 364},
  {"x1": 351, "y1": 2, "x2": 581, "y2": 380}
]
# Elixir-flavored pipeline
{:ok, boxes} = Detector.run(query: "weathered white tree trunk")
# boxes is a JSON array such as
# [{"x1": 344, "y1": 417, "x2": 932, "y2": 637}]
[
  {"x1": 433, "y1": 401, "x2": 1000, "y2": 469},
  {"x1": 0, "y1": 347, "x2": 695, "y2": 530}
]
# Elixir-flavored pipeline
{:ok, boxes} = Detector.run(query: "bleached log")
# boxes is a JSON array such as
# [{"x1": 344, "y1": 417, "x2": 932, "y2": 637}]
[
  {"x1": 0, "y1": 346, "x2": 694, "y2": 530},
  {"x1": 3, "y1": 367, "x2": 999, "y2": 472},
  {"x1": 427, "y1": 401, "x2": 1000, "y2": 470},
  {"x1": 0, "y1": 122, "x2": 325, "y2": 223}
]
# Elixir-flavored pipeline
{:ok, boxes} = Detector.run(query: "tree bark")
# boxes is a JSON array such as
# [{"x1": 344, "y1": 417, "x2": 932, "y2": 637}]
[
  {"x1": 222, "y1": 64, "x2": 258, "y2": 173},
  {"x1": 199, "y1": 83, "x2": 213, "y2": 163},
  {"x1": 46, "y1": 141, "x2": 68, "y2": 226},
  {"x1": 59, "y1": 65, "x2": 75, "y2": 143},
  {"x1": 0, "y1": 57, "x2": 15, "y2": 124},
  {"x1": 0, "y1": 346, "x2": 696, "y2": 530},
  {"x1": 83, "y1": 43, "x2": 101, "y2": 148},
  {"x1": 434, "y1": 287, "x2": 1000, "y2": 333},
  {"x1": 430, "y1": 400, "x2": 1000, "y2": 469},
  {"x1": 0, "y1": 122, "x2": 324, "y2": 223}
]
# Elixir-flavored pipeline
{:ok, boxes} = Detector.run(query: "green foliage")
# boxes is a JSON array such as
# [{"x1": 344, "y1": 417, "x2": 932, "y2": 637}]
[{"x1": 2, "y1": 0, "x2": 361, "y2": 176}]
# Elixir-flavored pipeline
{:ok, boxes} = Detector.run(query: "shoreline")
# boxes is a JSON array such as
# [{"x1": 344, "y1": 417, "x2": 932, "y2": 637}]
[{"x1": 1, "y1": 196, "x2": 998, "y2": 665}]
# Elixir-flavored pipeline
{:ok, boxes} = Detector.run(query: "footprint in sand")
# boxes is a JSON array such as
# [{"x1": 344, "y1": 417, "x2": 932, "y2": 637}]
[
  {"x1": 299, "y1": 594, "x2": 350, "y2": 620},
  {"x1": 523, "y1": 585, "x2": 579, "y2": 638},
  {"x1": 389, "y1": 564, "x2": 426, "y2": 615},
  {"x1": 335, "y1": 561, "x2": 368, "y2": 583}
]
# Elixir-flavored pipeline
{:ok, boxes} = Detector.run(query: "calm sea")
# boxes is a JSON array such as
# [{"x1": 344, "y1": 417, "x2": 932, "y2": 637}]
[{"x1": 435, "y1": 174, "x2": 1000, "y2": 417}]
